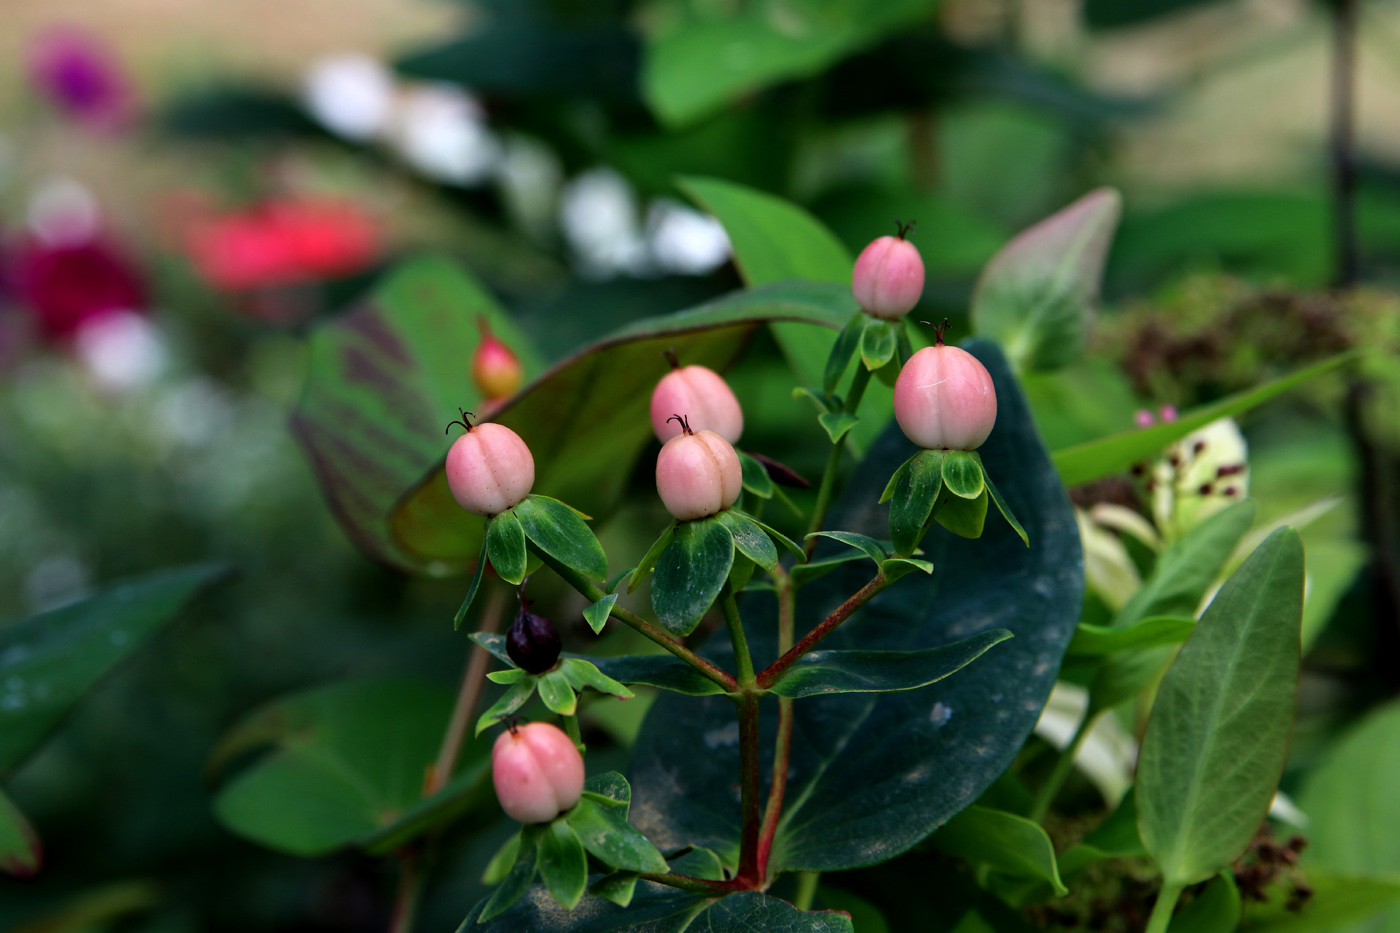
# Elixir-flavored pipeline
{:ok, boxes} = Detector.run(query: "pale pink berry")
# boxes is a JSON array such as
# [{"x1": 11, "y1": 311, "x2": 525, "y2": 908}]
[
  {"x1": 893, "y1": 331, "x2": 997, "y2": 450},
  {"x1": 444, "y1": 413, "x2": 535, "y2": 516},
  {"x1": 852, "y1": 227, "x2": 925, "y2": 320},
  {"x1": 650, "y1": 363, "x2": 743, "y2": 444},
  {"x1": 491, "y1": 722, "x2": 584, "y2": 823},
  {"x1": 655, "y1": 415, "x2": 742, "y2": 521},
  {"x1": 472, "y1": 317, "x2": 523, "y2": 401}
]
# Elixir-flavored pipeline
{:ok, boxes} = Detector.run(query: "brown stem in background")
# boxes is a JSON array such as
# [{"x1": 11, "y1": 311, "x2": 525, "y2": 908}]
[{"x1": 427, "y1": 585, "x2": 508, "y2": 796}]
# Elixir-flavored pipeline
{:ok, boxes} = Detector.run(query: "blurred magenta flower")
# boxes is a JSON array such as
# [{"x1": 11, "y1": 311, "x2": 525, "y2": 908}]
[
  {"x1": 28, "y1": 25, "x2": 137, "y2": 132},
  {"x1": 13, "y1": 237, "x2": 146, "y2": 341},
  {"x1": 181, "y1": 197, "x2": 381, "y2": 291}
]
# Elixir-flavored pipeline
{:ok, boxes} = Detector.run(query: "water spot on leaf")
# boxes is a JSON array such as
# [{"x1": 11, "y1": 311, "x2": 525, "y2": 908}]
[
  {"x1": 703, "y1": 722, "x2": 739, "y2": 749},
  {"x1": 930, "y1": 703, "x2": 953, "y2": 727}
]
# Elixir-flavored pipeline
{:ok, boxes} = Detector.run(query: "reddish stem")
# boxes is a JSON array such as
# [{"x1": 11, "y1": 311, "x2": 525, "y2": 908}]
[
  {"x1": 756, "y1": 695, "x2": 793, "y2": 875},
  {"x1": 756, "y1": 574, "x2": 888, "y2": 689},
  {"x1": 736, "y1": 692, "x2": 763, "y2": 885}
]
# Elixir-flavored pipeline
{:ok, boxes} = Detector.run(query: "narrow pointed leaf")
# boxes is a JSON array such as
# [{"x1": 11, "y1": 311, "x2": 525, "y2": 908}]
[
  {"x1": 806, "y1": 531, "x2": 887, "y2": 568},
  {"x1": 738, "y1": 450, "x2": 775, "y2": 499},
  {"x1": 888, "y1": 449, "x2": 945, "y2": 556},
  {"x1": 0, "y1": 787, "x2": 40, "y2": 878},
  {"x1": 716, "y1": 510, "x2": 778, "y2": 571},
  {"x1": 515, "y1": 495, "x2": 608, "y2": 583},
  {"x1": 454, "y1": 541, "x2": 488, "y2": 629},
  {"x1": 825, "y1": 313, "x2": 867, "y2": 394},
  {"x1": 984, "y1": 468, "x2": 1028, "y2": 546},
  {"x1": 559, "y1": 658, "x2": 633, "y2": 700},
  {"x1": 582, "y1": 594, "x2": 618, "y2": 635},
  {"x1": 481, "y1": 826, "x2": 540, "y2": 921},
  {"x1": 818, "y1": 412, "x2": 861, "y2": 444},
  {"x1": 766, "y1": 630, "x2": 1011, "y2": 698},
  {"x1": 1068, "y1": 616, "x2": 1195, "y2": 658},
  {"x1": 737, "y1": 511, "x2": 806, "y2": 561},
  {"x1": 628, "y1": 523, "x2": 677, "y2": 593},
  {"x1": 880, "y1": 557, "x2": 934, "y2": 583},
  {"x1": 485, "y1": 510, "x2": 528, "y2": 585},
  {"x1": 476, "y1": 678, "x2": 538, "y2": 737},
  {"x1": 588, "y1": 655, "x2": 727, "y2": 697}
]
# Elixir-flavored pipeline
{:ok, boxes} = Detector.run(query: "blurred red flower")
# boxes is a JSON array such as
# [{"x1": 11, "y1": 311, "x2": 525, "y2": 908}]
[{"x1": 12, "y1": 238, "x2": 146, "y2": 341}]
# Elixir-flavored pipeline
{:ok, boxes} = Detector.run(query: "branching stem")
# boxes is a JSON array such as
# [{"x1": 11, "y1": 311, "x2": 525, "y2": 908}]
[{"x1": 757, "y1": 574, "x2": 889, "y2": 689}]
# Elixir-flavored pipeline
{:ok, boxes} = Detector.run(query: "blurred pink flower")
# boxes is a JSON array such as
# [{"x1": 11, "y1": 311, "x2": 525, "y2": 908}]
[
  {"x1": 1159, "y1": 405, "x2": 1179, "y2": 423},
  {"x1": 28, "y1": 25, "x2": 137, "y2": 132},
  {"x1": 1134, "y1": 409, "x2": 1154, "y2": 428},
  {"x1": 13, "y1": 238, "x2": 146, "y2": 341}
]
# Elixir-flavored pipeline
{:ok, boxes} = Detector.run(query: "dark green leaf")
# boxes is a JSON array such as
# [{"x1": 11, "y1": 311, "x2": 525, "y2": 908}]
[
  {"x1": 462, "y1": 887, "x2": 855, "y2": 931},
  {"x1": 767, "y1": 630, "x2": 1011, "y2": 699},
  {"x1": 583, "y1": 772, "x2": 633, "y2": 809},
  {"x1": 536, "y1": 671, "x2": 577, "y2": 716},
  {"x1": 481, "y1": 827, "x2": 539, "y2": 922},
  {"x1": 943, "y1": 451, "x2": 986, "y2": 500},
  {"x1": 0, "y1": 786, "x2": 40, "y2": 878},
  {"x1": 486, "y1": 510, "x2": 529, "y2": 585},
  {"x1": 652, "y1": 517, "x2": 735, "y2": 636},
  {"x1": 934, "y1": 488, "x2": 989, "y2": 540},
  {"x1": 590, "y1": 872, "x2": 640, "y2": 908},
  {"x1": 630, "y1": 342, "x2": 1084, "y2": 872},
  {"x1": 559, "y1": 658, "x2": 633, "y2": 701},
  {"x1": 971, "y1": 188, "x2": 1120, "y2": 372},
  {"x1": 212, "y1": 678, "x2": 466, "y2": 857},
  {"x1": 1052, "y1": 351, "x2": 1364, "y2": 487},
  {"x1": 739, "y1": 511, "x2": 807, "y2": 561},
  {"x1": 1171, "y1": 873, "x2": 1240, "y2": 933},
  {"x1": 515, "y1": 495, "x2": 608, "y2": 583},
  {"x1": 1137, "y1": 529, "x2": 1305, "y2": 887},
  {"x1": 818, "y1": 412, "x2": 861, "y2": 444},
  {"x1": 933, "y1": 806, "x2": 1068, "y2": 896},
  {"x1": 880, "y1": 557, "x2": 934, "y2": 583},
  {"x1": 536, "y1": 820, "x2": 589, "y2": 910},
  {"x1": 887, "y1": 449, "x2": 945, "y2": 556},
  {"x1": 588, "y1": 654, "x2": 727, "y2": 697},
  {"x1": 454, "y1": 541, "x2": 489, "y2": 630},
  {"x1": 716, "y1": 510, "x2": 779, "y2": 572},
  {"x1": 1067, "y1": 617, "x2": 1195, "y2": 658},
  {"x1": 583, "y1": 595, "x2": 617, "y2": 635},
  {"x1": 859, "y1": 319, "x2": 898, "y2": 371},
  {"x1": 984, "y1": 469, "x2": 1029, "y2": 546},
  {"x1": 738, "y1": 451, "x2": 775, "y2": 499},
  {"x1": 806, "y1": 531, "x2": 887, "y2": 568},
  {"x1": 825, "y1": 314, "x2": 867, "y2": 395},
  {"x1": 629, "y1": 523, "x2": 677, "y2": 593},
  {"x1": 471, "y1": 632, "x2": 514, "y2": 665},
  {"x1": 476, "y1": 678, "x2": 538, "y2": 737},
  {"x1": 564, "y1": 798, "x2": 669, "y2": 873},
  {"x1": 0, "y1": 563, "x2": 229, "y2": 773}
]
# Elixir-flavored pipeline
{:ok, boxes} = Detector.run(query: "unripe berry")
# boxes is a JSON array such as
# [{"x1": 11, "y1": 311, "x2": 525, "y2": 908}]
[
  {"x1": 492, "y1": 722, "x2": 584, "y2": 823},
  {"x1": 655, "y1": 414, "x2": 742, "y2": 521},
  {"x1": 444, "y1": 411, "x2": 535, "y2": 516},
  {"x1": 852, "y1": 224, "x2": 925, "y2": 320},
  {"x1": 893, "y1": 325, "x2": 996, "y2": 450},
  {"x1": 650, "y1": 362, "x2": 743, "y2": 444},
  {"x1": 506, "y1": 599, "x2": 560, "y2": 674},
  {"x1": 472, "y1": 317, "x2": 523, "y2": 401}
]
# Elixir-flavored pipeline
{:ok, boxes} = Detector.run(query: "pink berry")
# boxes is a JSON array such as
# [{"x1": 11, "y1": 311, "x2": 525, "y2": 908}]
[
  {"x1": 650, "y1": 364, "x2": 743, "y2": 444},
  {"x1": 852, "y1": 230, "x2": 925, "y2": 320},
  {"x1": 893, "y1": 340, "x2": 997, "y2": 451},
  {"x1": 444, "y1": 415, "x2": 535, "y2": 516},
  {"x1": 491, "y1": 722, "x2": 585, "y2": 823},
  {"x1": 472, "y1": 317, "x2": 523, "y2": 401},
  {"x1": 655, "y1": 415, "x2": 742, "y2": 521}
]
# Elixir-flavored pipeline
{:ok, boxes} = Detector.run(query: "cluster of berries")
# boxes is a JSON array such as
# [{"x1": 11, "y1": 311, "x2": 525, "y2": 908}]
[{"x1": 447, "y1": 223, "x2": 1000, "y2": 825}]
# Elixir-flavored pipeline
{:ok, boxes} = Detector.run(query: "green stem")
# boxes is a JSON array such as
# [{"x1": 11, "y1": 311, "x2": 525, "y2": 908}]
[
  {"x1": 563, "y1": 713, "x2": 584, "y2": 752},
  {"x1": 722, "y1": 582, "x2": 755, "y2": 687},
  {"x1": 792, "y1": 871, "x2": 821, "y2": 911},
  {"x1": 1030, "y1": 707, "x2": 1100, "y2": 823},
  {"x1": 757, "y1": 574, "x2": 889, "y2": 689},
  {"x1": 804, "y1": 365, "x2": 873, "y2": 557},
  {"x1": 1145, "y1": 882, "x2": 1184, "y2": 933},
  {"x1": 532, "y1": 549, "x2": 737, "y2": 692}
]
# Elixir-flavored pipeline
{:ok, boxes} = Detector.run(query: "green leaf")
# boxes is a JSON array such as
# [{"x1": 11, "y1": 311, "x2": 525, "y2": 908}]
[
  {"x1": 984, "y1": 469, "x2": 1029, "y2": 546},
  {"x1": 485, "y1": 510, "x2": 529, "y2": 585},
  {"x1": 583, "y1": 771, "x2": 633, "y2": 809},
  {"x1": 818, "y1": 411, "x2": 861, "y2": 444},
  {"x1": 1137, "y1": 529, "x2": 1305, "y2": 887},
  {"x1": 629, "y1": 522, "x2": 677, "y2": 592},
  {"x1": 1052, "y1": 350, "x2": 1365, "y2": 487},
  {"x1": 295, "y1": 253, "x2": 852, "y2": 574},
  {"x1": 630, "y1": 341, "x2": 1084, "y2": 873},
  {"x1": 564, "y1": 797, "x2": 669, "y2": 874},
  {"x1": 476, "y1": 677, "x2": 538, "y2": 737},
  {"x1": 588, "y1": 655, "x2": 727, "y2": 697},
  {"x1": 943, "y1": 451, "x2": 986, "y2": 500},
  {"x1": 515, "y1": 495, "x2": 608, "y2": 583},
  {"x1": 1068, "y1": 616, "x2": 1195, "y2": 658},
  {"x1": 212, "y1": 677, "x2": 472, "y2": 857},
  {"x1": 464, "y1": 888, "x2": 855, "y2": 931},
  {"x1": 536, "y1": 820, "x2": 589, "y2": 911},
  {"x1": 971, "y1": 188, "x2": 1121, "y2": 373},
  {"x1": 887, "y1": 449, "x2": 945, "y2": 556},
  {"x1": 454, "y1": 541, "x2": 488, "y2": 629},
  {"x1": 716, "y1": 510, "x2": 778, "y2": 571},
  {"x1": 738, "y1": 511, "x2": 807, "y2": 561},
  {"x1": 859, "y1": 319, "x2": 898, "y2": 371},
  {"x1": 559, "y1": 658, "x2": 634, "y2": 701},
  {"x1": 738, "y1": 450, "x2": 775, "y2": 499},
  {"x1": 481, "y1": 826, "x2": 539, "y2": 922},
  {"x1": 1241, "y1": 872, "x2": 1400, "y2": 932},
  {"x1": 793, "y1": 385, "x2": 836, "y2": 415},
  {"x1": 589, "y1": 871, "x2": 640, "y2": 908},
  {"x1": 0, "y1": 563, "x2": 229, "y2": 773},
  {"x1": 1058, "y1": 792, "x2": 1145, "y2": 882},
  {"x1": 880, "y1": 557, "x2": 935, "y2": 583},
  {"x1": 0, "y1": 786, "x2": 40, "y2": 877},
  {"x1": 482, "y1": 833, "x2": 520, "y2": 885},
  {"x1": 806, "y1": 531, "x2": 888, "y2": 568},
  {"x1": 825, "y1": 313, "x2": 868, "y2": 395},
  {"x1": 488, "y1": 669, "x2": 526, "y2": 685},
  {"x1": 1171, "y1": 873, "x2": 1240, "y2": 933},
  {"x1": 583, "y1": 595, "x2": 618, "y2": 635},
  {"x1": 652, "y1": 516, "x2": 735, "y2": 636},
  {"x1": 767, "y1": 630, "x2": 1011, "y2": 699},
  {"x1": 934, "y1": 488, "x2": 989, "y2": 540},
  {"x1": 933, "y1": 806, "x2": 1068, "y2": 896},
  {"x1": 536, "y1": 670, "x2": 577, "y2": 716}
]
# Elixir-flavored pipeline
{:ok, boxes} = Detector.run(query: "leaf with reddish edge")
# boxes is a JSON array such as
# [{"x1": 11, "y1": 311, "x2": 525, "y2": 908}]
[
  {"x1": 0, "y1": 787, "x2": 40, "y2": 877},
  {"x1": 292, "y1": 254, "x2": 854, "y2": 575},
  {"x1": 971, "y1": 188, "x2": 1121, "y2": 373}
]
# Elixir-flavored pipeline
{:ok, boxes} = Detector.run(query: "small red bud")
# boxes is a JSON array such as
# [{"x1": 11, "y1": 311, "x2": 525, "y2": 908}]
[
  {"x1": 472, "y1": 318, "x2": 523, "y2": 401},
  {"x1": 650, "y1": 364, "x2": 744, "y2": 444},
  {"x1": 852, "y1": 233, "x2": 925, "y2": 320},
  {"x1": 445, "y1": 421, "x2": 535, "y2": 516},
  {"x1": 655, "y1": 423, "x2": 742, "y2": 521},
  {"x1": 892, "y1": 345, "x2": 997, "y2": 450},
  {"x1": 492, "y1": 722, "x2": 584, "y2": 823}
]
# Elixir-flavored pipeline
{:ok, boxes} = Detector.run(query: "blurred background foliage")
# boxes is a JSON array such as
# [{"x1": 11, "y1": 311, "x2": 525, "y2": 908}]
[{"x1": 4, "y1": 0, "x2": 1400, "y2": 930}]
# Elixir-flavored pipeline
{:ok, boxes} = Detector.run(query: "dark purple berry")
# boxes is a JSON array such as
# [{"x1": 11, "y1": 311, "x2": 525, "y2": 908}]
[{"x1": 506, "y1": 604, "x2": 560, "y2": 674}]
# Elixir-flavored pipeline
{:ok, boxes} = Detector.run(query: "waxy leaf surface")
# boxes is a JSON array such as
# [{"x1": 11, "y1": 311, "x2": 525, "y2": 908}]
[{"x1": 766, "y1": 630, "x2": 1012, "y2": 699}]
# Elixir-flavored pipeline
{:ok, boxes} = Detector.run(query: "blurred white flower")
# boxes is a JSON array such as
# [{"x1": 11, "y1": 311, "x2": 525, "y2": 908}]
[
  {"x1": 1152, "y1": 417, "x2": 1249, "y2": 542},
  {"x1": 559, "y1": 167, "x2": 649, "y2": 278},
  {"x1": 25, "y1": 552, "x2": 91, "y2": 614},
  {"x1": 73, "y1": 311, "x2": 167, "y2": 391},
  {"x1": 1035, "y1": 682, "x2": 1137, "y2": 806},
  {"x1": 1077, "y1": 508, "x2": 1141, "y2": 612},
  {"x1": 647, "y1": 199, "x2": 730, "y2": 275},
  {"x1": 495, "y1": 134, "x2": 562, "y2": 237},
  {"x1": 388, "y1": 83, "x2": 501, "y2": 186},
  {"x1": 302, "y1": 54, "x2": 395, "y2": 142},
  {"x1": 27, "y1": 176, "x2": 100, "y2": 246}
]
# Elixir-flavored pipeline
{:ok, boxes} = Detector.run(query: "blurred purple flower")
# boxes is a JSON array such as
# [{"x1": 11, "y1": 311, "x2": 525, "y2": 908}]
[
  {"x1": 14, "y1": 238, "x2": 146, "y2": 341},
  {"x1": 28, "y1": 26, "x2": 137, "y2": 132}
]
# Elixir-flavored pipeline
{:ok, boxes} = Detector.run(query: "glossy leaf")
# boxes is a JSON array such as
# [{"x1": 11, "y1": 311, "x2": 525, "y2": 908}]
[
  {"x1": 486, "y1": 510, "x2": 529, "y2": 585},
  {"x1": 934, "y1": 487, "x2": 989, "y2": 540},
  {"x1": 1137, "y1": 529, "x2": 1305, "y2": 887},
  {"x1": 482, "y1": 827, "x2": 540, "y2": 922},
  {"x1": 886, "y1": 449, "x2": 945, "y2": 556},
  {"x1": 806, "y1": 531, "x2": 887, "y2": 568},
  {"x1": 462, "y1": 887, "x2": 855, "y2": 932},
  {"x1": 0, "y1": 563, "x2": 229, "y2": 774},
  {"x1": 454, "y1": 541, "x2": 489, "y2": 629},
  {"x1": 818, "y1": 412, "x2": 861, "y2": 444},
  {"x1": 516, "y1": 495, "x2": 608, "y2": 583},
  {"x1": 1052, "y1": 350, "x2": 1364, "y2": 487},
  {"x1": 590, "y1": 872, "x2": 640, "y2": 908},
  {"x1": 537, "y1": 670, "x2": 577, "y2": 716},
  {"x1": 652, "y1": 516, "x2": 736, "y2": 636},
  {"x1": 1067, "y1": 616, "x2": 1195, "y2": 658},
  {"x1": 717, "y1": 510, "x2": 779, "y2": 572},
  {"x1": 559, "y1": 658, "x2": 633, "y2": 701},
  {"x1": 213, "y1": 677, "x2": 475, "y2": 857},
  {"x1": 943, "y1": 451, "x2": 986, "y2": 500},
  {"x1": 583, "y1": 772, "x2": 632, "y2": 809},
  {"x1": 984, "y1": 470, "x2": 1029, "y2": 546},
  {"x1": 537, "y1": 820, "x2": 589, "y2": 910},
  {"x1": 880, "y1": 557, "x2": 934, "y2": 583},
  {"x1": 859, "y1": 319, "x2": 898, "y2": 371},
  {"x1": 971, "y1": 188, "x2": 1121, "y2": 372},
  {"x1": 588, "y1": 654, "x2": 727, "y2": 698},
  {"x1": 933, "y1": 806, "x2": 1068, "y2": 896},
  {"x1": 825, "y1": 314, "x2": 867, "y2": 395},
  {"x1": 766, "y1": 630, "x2": 1011, "y2": 699},
  {"x1": 564, "y1": 797, "x2": 668, "y2": 874},
  {"x1": 738, "y1": 451, "x2": 775, "y2": 499},
  {"x1": 630, "y1": 341, "x2": 1083, "y2": 872},
  {"x1": 629, "y1": 523, "x2": 677, "y2": 592},
  {"x1": 1171, "y1": 873, "x2": 1241, "y2": 933},
  {"x1": 476, "y1": 678, "x2": 538, "y2": 737},
  {"x1": 583, "y1": 595, "x2": 617, "y2": 635},
  {"x1": 0, "y1": 786, "x2": 40, "y2": 877}
]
